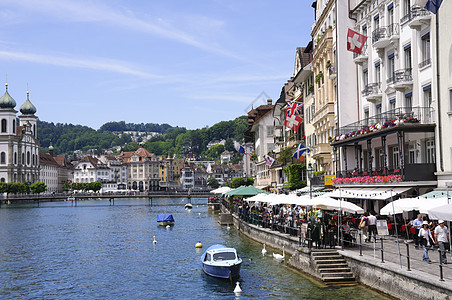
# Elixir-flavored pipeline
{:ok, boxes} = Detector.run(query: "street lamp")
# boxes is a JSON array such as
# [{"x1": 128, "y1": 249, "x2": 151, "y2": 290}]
[{"x1": 307, "y1": 163, "x2": 314, "y2": 199}]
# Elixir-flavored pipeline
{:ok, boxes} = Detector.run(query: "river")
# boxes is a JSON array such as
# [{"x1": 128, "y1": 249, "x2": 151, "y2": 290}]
[{"x1": 0, "y1": 198, "x2": 391, "y2": 299}]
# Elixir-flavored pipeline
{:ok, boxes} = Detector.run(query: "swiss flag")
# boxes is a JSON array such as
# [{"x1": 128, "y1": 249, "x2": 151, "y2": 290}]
[
  {"x1": 284, "y1": 109, "x2": 302, "y2": 132},
  {"x1": 347, "y1": 28, "x2": 367, "y2": 54}
]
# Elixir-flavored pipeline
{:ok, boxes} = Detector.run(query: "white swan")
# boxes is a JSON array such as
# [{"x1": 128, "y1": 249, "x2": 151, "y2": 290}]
[
  {"x1": 273, "y1": 246, "x2": 285, "y2": 260},
  {"x1": 262, "y1": 243, "x2": 267, "y2": 256},
  {"x1": 153, "y1": 235, "x2": 157, "y2": 244}
]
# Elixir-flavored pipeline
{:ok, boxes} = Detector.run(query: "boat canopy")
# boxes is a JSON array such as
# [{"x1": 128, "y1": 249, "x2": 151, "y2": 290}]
[{"x1": 157, "y1": 214, "x2": 175, "y2": 222}]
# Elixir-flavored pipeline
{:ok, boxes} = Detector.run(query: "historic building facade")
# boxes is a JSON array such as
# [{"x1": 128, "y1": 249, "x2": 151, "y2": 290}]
[{"x1": 0, "y1": 84, "x2": 40, "y2": 183}]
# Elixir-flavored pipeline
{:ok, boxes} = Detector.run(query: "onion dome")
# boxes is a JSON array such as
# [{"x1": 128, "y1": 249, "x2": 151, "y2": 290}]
[
  {"x1": 0, "y1": 83, "x2": 16, "y2": 109},
  {"x1": 49, "y1": 145, "x2": 54, "y2": 150},
  {"x1": 20, "y1": 91, "x2": 37, "y2": 115}
]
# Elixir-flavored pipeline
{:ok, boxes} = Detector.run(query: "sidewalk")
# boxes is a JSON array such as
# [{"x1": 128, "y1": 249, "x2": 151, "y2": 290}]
[{"x1": 341, "y1": 235, "x2": 452, "y2": 282}]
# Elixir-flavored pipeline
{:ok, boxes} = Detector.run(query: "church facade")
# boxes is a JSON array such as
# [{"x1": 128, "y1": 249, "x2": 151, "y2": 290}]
[{"x1": 0, "y1": 83, "x2": 40, "y2": 183}]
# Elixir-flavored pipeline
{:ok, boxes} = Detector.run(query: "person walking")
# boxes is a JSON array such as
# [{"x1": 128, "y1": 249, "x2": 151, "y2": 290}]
[
  {"x1": 434, "y1": 220, "x2": 450, "y2": 264},
  {"x1": 419, "y1": 221, "x2": 433, "y2": 263},
  {"x1": 359, "y1": 212, "x2": 369, "y2": 242},
  {"x1": 411, "y1": 214, "x2": 423, "y2": 249},
  {"x1": 367, "y1": 212, "x2": 378, "y2": 242}
]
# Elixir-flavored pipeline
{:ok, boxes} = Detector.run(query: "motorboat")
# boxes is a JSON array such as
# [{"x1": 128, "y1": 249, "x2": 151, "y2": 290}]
[
  {"x1": 201, "y1": 244, "x2": 242, "y2": 279},
  {"x1": 185, "y1": 203, "x2": 193, "y2": 209},
  {"x1": 157, "y1": 214, "x2": 175, "y2": 226}
]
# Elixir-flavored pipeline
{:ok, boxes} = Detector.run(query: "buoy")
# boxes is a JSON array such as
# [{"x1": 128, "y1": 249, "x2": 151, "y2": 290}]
[
  {"x1": 153, "y1": 236, "x2": 157, "y2": 244},
  {"x1": 195, "y1": 241, "x2": 203, "y2": 248},
  {"x1": 233, "y1": 281, "x2": 242, "y2": 293},
  {"x1": 198, "y1": 212, "x2": 201, "y2": 216},
  {"x1": 166, "y1": 225, "x2": 171, "y2": 229}
]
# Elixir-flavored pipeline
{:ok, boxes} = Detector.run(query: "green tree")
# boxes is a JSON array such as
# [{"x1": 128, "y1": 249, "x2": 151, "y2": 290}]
[
  {"x1": 224, "y1": 138, "x2": 235, "y2": 152},
  {"x1": 30, "y1": 182, "x2": 47, "y2": 194},
  {"x1": 278, "y1": 147, "x2": 295, "y2": 165},
  {"x1": 207, "y1": 177, "x2": 219, "y2": 189},
  {"x1": 63, "y1": 181, "x2": 72, "y2": 192},
  {"x1": 0, "y1": 182, "x2": 8, "y2": 194},
  {"x1": 88, "y1": 181, "x2": 102, "y2": 192},
  {"x1": 230, "y1": 177, "x2": 254, "y2": 188}
]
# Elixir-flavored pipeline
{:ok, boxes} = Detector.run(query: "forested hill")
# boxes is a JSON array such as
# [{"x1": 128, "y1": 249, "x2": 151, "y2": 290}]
[{"x1": 37, "y1": 115, "x2": 248, "y2": 157}]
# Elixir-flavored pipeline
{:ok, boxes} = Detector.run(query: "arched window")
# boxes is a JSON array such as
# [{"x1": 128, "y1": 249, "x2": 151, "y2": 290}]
[
  {"x1": 32, "y1": 154, "x2": 35, "y2": 166},
  {"x1": 33, "y1": 124, "x2": 36, "y2": 137},
  {"x1": 0, "y1": 152, "x2": 5, "y2": 164},
  {"x1": 1, "y1": 119, "x2": 7, "y2": 133},
  {"x1": 27, "y1": 151, "x2": 30, "y2": 165},
  {"x1": 0, "y1": 177, "x2": 4, "y2": 182},
  {"x1": 22, "y1": 153, "x2": 25, "y2": 165},
  {"x1": 13, "y1": 120, "x2": 15, "y2": 134},
  {"x1": 14, "y1": 152, "x2": 17, "y2": 164}
]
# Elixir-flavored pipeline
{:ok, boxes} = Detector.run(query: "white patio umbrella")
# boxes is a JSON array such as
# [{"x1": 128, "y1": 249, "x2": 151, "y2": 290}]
[
  {"x1": 244, "y1": 193, "x2": 273, "y2": 203},
  {"x1": 300, "y1": 195, "x2": 364, "y2": 214},
  {"x1": 428, "y1": 203, "x2": 452, "y2": 221},
  {"x1": 379, "y1": 197, "x2": 426, "y2": 216},
  {"x1": 418, "y1": 197, "x2": 450, "y2": 214},
  {"x1": 210, "y1": 186, "x2": 232, "y2": 194}
]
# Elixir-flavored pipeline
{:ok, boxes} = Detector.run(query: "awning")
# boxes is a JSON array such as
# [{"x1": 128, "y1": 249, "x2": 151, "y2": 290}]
[{"x1": 327, "y1": 187, "x2": 411, "y2": 200}]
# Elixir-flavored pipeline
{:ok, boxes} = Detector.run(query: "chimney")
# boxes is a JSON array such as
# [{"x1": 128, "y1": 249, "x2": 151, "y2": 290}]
[{"x1": 267, "y1": 99, "x2": 272, "y2": 105}]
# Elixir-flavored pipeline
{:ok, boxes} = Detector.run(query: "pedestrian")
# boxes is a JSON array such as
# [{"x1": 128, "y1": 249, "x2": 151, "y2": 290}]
[
  {"x1": 419, "y1": 221, "x2": 433, "y2": 263},
  {"x1": 411, "y1": 214, "x2": 423, "y2": 249},
  {"x1": 434, "y1": 220, "x2": 450, "y2": 265},
  {"x1": 367, "y1": 212, "x2": 378, "y2": 242},
  {"x1": 359, "y1": 212, "x2": 369, "y2": 242}
]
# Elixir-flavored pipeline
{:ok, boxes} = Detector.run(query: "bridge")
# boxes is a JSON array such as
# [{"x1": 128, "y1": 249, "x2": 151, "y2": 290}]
[{"x1": 0, "y1": 191, "x2": 213, "y2": 208}]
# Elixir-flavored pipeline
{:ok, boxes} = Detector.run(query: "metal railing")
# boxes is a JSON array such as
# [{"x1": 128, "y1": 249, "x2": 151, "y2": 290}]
[
  {"x1": 337, "y1": 106, "x2": 434, "y2": 136},
  {"x1": 401, "y1": 7, "x2": 432, "y2": 23},
  {"x1": 361, "y1": 82, "x2": 381, "y2": 97},
  {"x1": 372, "y1": 27, "x2": 388, "y2": 43},
  {"x1": 387, "y1": 68, "x2": 413, "y2": 85},
  {"x1": 419, "y1": 58, "x2": 431, "y2": 68},
  {"x1": 353, "y1": 44, "x2": 368, "y2": 59}
]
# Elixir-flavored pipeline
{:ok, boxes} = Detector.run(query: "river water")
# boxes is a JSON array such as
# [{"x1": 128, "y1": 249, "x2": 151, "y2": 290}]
[{"x1": 0, "y1": 198, "x2": 391, "y2": 299}]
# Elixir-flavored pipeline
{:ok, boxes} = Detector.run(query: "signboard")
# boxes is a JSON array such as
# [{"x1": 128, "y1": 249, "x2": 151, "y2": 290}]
[
  {"x1": 324, "y1": 175, "x2": 336, "y2": 186},
  {"x1": 67, "y1": 197, "x2": 75, "y2": 201},
  {"x1": 376, "y1": 220, "x2": 389, "y2": 236}
]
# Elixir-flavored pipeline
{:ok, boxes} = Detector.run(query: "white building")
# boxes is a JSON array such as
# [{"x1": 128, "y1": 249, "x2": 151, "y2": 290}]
[
  {"x1": 39, "y1": 152, "x2": 59, "y2": 193},
  {"x1": 73, "y1": 156, "x2": 111, "y2": 184},
  {"x1": 0, "y1": 85, "x2": 40, "y2": 183}
]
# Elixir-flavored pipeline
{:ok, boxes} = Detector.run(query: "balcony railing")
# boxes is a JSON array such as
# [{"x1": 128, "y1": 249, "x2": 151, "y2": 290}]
[
  {"x1": 419, "y1": 58, "x2": 431, "y2": 68},
  {"x1": 387, "y1": 68, "x2": 413, "y2": 85},
  {"x1": 372, "y1": 27, "x2": 388, "y2": 43},
  {"x1": 401, "y1": 7, "x2": 432, "y2": 24},
  {"x1": 337, "y1": 106, "x2": 435, "y2": 136},
  {"x1": 361, "y1": 82, "x2": 381, "y2": 97},
  {"x1": 353, "y1": 45, "x2": 368, "y2": 60},
  {"x1": 387, "y1": 23, "x2": 399, "y2": 37}
]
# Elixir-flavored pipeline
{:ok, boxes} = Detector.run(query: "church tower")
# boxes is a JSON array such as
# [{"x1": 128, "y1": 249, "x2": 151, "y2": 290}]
[{"x1": 19, "y1": 90, "x2": 38, "y2": 138}]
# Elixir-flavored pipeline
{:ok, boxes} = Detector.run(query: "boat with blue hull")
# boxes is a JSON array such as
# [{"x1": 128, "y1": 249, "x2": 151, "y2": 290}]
[
  {"x1": 201, "y1": 244, "x2": 242, "y2": 279},
  {"x1": 157, "y1": 214, "x2": 175, "y2": 226}
]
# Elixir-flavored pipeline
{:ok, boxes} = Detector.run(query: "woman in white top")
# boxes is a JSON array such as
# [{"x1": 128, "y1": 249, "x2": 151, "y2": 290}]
[{"x1": 419, "y1": 221, "x2": 433, "y2": 263}]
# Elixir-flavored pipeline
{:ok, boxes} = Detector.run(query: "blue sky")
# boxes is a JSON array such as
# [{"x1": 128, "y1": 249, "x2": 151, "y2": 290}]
[{"x1": 0, "y1": 0, "x2": 313, "y2": 130}]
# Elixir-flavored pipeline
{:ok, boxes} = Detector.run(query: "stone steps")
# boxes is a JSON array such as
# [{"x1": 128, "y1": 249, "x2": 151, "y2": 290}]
[{"x1": 311, "y1": 249, "x2": 355, "y2": 284}]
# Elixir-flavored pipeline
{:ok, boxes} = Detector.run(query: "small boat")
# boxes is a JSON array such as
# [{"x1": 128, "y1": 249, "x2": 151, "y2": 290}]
[
  {"x1": 157, "y1": 214, "x2": 175, "y2": 226},
  {"x1": 201, "y1": 244, "x2": 242, "y2": 279},
  {"x1": 185, "y1": 203, "x2": 193, "y2": 209}
]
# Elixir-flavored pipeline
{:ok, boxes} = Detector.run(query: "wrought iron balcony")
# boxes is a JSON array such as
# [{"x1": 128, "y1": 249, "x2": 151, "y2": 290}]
[
  {"x1": 387, "y1": 68, "x2": 413, "y2": 90},
  {"x1": 405, "y1": 7, "x2": 432, "y2": 29},
  {"x1": 353, "y1": 44, "x2": 368, "y2": 64},
  {"x1": 336, "y1": 106, "x2": 435, "y2": 136},
  {"x1": 361, "y1": 82, "x2": 382, "y2": 101},
  {"x1": 372, "y1": 24, "x2": 399, "y2": 49},
  {"x1": 419, "y1": 58, "x2": 431, "y2": 69}
]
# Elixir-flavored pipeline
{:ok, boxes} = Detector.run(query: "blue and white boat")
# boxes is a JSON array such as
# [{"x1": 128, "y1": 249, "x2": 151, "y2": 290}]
[
  {"x1": 200, "y1": 244, "x2": 242, "y2": 279},
  {"x1": 157, "y1": 214, "x2": 175, "y2": 226}
]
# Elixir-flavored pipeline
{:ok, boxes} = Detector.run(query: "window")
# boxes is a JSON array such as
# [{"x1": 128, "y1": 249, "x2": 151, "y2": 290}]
[
  {"x1": 404, "y1": 45, "x2": 412, "y2": 69},
  {"x1": 14, "y1": 152, "x2": 17, "y2": 164},
  {"x1": 423, "y1": 85, "x2": 432, "y2": 108},
  {"x1": 449, "y1": 89, "x2": 452, "y2": 112},
  {"x1": 0, "y1": 152, "x2": 5, "y2": 164},
  {"x1": 387, "y1": 54, "x2": 395, "y2": 80},
  {"x1": 266, "y1": 126, "x2": 274, "y2": 137},
  {"x1": 426, "y1": 140, "x2": 435, "y2": 164},
  {"x1": 392, "y1": 146, "x2": 399, "y2": 168},
  {"x1": 13, "y1": 120, "x2": 15, "y2": 134},
  {"x1": 375, "y1": 62, "x2": 381, "y2": 84},
  {"x1": 405, "y1": 93, "x2": 413, "y2": 111},
  {"x1": 388, "y1": 4, "x2": 394, "y2": 25},
  {"x1": 390, "y1": 98, "x2": 396, "y2": 111},
  {"x1": 374, "y1": 15, "x2": 380, "y2": 29},
  {"x1": 363, "y1": 68, "x2": 368, "y2": 86},
  {"x1": 1, "y1": 119, "x2": 6, "y2": 133},
  {"x1": 404, "y1": 0, "x2": 411, "y2": 16},
  {"x1": 420, "y1": 33, "x2": 431, "y2": 67},
  {"x1": 376, "y1": 103, "x2": 382, "y2": 115}
]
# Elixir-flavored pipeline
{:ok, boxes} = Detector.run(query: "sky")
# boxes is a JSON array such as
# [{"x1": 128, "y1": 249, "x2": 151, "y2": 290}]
[{"x1": 0, "y1": 0, "x2": 314, "y2": 130}]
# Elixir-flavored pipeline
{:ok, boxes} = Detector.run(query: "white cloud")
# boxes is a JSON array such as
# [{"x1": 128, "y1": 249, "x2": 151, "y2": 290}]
[{"x1": 0, "y1": 50, "x2": 161, "y2": 78}]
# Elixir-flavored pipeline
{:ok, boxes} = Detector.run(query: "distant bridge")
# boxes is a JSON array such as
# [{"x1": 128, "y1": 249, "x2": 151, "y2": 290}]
[{"x1": 0, "y1": 191, "x2": 213, "y2": 208}]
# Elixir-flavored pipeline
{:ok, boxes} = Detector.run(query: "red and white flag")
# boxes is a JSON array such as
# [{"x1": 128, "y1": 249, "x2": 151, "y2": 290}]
[
  {"x1": 284, "y1": 109, "x2": 302, "y2": 132},
  {"x1": 264, "y1": 155, "x2": 275, "y2": 167},
  {"x1": 347, "y1": 28, "x2": 367, "y2": 54}
]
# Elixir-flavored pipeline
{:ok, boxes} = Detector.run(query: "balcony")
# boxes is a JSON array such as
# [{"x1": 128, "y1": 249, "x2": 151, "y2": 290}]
[
  {"x1": 361, "y1": 83, "x2": 382, "y2": 102},
  {"x1": 312, "y1": 143, "x2": 332, "y2": 159},
  {"x1": 387, "y1": 68, "x2": 413, "y2": 91},
  {"x1": 372, "y1": 24, "x2": 399, "y2": 49},
  {"x1": 328, "y1": 64, "x2": 336, "y2": 79},
  {"x1": 353, "y1": 45, "x2": 368, "y2": 64},
  {"x1": 419, "y1": 58, "x2": 431, "y2": 69},
  {"x1": 408, "y1": 7, "x2": 432, "y2": 30},
  {"x1": 335, "y1": 106, "x2": 435, "y2": 137}
]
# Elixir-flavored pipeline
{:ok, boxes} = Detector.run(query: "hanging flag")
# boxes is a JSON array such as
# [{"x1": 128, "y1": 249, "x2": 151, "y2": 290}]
[
  {"x1": 233, "y1": 141, "x2": 245, "y2": 154},
  {"x1": 284, "y1": 109, "x2": 302, "y2": 131},
  {"x1": 293, "y1": 143, "x2": 310, "y2": 161},
  {"x1": 264, "y1": 155, "x2": 275, "y2": 167},
  {"x1": 347, "y1": 28, "x2": 367, "y2": 54},
  {"x1": 424, "y1": 0, "x2": 442, "y2": 13},
  {"x1": 286, "y1": 101, "x2": 303, "y2": 116}
]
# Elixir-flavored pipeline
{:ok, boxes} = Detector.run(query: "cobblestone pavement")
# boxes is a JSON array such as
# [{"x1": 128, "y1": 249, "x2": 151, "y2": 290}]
[{"x1": 341, "y1": 234, "x2": 452, "y2": 283}]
